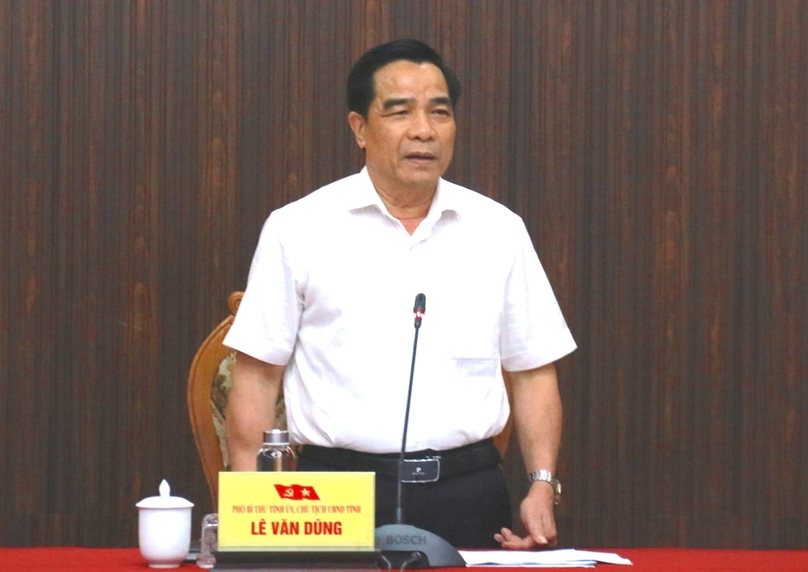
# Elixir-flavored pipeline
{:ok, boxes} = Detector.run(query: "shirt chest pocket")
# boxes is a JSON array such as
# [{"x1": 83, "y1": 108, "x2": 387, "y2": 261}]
[
  {"x1": 450, "y1": 355, "x2": 499, "y2": 379},
  {"x1": 432, "y1": 295, "x2": 501, "y2": 380}
]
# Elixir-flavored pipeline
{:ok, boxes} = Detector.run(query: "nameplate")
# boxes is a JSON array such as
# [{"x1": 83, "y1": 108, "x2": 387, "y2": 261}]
[{"x1": 218, "y1": 472, "x2": 375, "y2": 552}]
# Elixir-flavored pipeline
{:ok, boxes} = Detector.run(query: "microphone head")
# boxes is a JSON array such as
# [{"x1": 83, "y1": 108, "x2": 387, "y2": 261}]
[{"x1": 413, "y1": 293, "x2": 426, "y2": 328}]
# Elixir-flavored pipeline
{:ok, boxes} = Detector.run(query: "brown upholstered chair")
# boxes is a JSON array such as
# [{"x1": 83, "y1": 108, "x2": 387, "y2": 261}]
[
  {"x1": 187, "y1": 291, "x2": 243, "y2": 507},
  {"x1": 187, "y1": 291, "x2": 513, "y2": 507}
]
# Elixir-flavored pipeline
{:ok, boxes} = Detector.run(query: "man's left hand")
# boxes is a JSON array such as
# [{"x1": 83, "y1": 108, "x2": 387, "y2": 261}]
[{"x1": 494, "y1": 481, "x2": 557, "y2": 549}]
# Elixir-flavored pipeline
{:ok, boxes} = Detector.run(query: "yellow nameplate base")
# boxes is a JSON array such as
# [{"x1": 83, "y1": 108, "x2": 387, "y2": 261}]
[{"x1": 218, "y1": 472, "x2": 375, "y2": 552}]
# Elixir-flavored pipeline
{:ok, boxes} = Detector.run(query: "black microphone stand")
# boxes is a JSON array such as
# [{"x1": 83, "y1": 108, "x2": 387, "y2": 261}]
[
  {"x1": 395, "y1": 293, "x2": 424, "y2": 525},
  {"x1": 374, "y1": 294, "x2": 466, "y2": 569}
]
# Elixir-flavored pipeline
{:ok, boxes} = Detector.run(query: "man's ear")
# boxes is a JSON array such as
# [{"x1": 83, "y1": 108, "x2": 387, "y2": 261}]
[{"x1": 348, "y1": 111, "x2": 367, "y2": 150}]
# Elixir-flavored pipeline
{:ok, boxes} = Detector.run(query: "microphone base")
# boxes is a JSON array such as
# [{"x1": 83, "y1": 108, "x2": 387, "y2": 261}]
[{"x1": 374, "y1": 524, "x2": 465, "y2": 569}]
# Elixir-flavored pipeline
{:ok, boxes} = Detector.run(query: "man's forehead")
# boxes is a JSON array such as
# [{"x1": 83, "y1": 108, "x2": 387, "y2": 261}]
[{"x1": 372, "y1": 60, "x2": 449, "y2": 93}]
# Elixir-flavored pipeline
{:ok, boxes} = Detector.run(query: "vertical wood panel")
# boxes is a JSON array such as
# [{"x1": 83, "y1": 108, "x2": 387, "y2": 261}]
[
  {"x1": 0, "y1": 0, "x2": 806, "y2": 548},
  {"x1": 6, "y1": 0, "x2": 58, "y2": 543},
  {"x1": 767, "y1": 0, "x2": 806, "y2": 547},
  {"x1": 0, "y1": 0, "x2": 12, "y2": 544}
]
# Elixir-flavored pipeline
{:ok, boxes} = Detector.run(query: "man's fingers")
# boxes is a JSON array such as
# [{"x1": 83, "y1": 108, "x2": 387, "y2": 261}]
[
  {"x1": 494, "y1": 527, "x2": 538, "y2": 550},
  {"x1": 532, "y1": 512, "x2": 557, "y2": 546},
  {"x1": 495, "y1": 519, "x2": 558, "y2": 550},
  {"x1": 522, "y1": 509, "x2": 557, "y2": 547}
]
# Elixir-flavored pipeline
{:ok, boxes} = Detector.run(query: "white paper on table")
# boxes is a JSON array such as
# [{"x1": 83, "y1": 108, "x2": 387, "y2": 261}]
[{"x1": 459, "y1": 548, "x2": 633, "y2": 568}]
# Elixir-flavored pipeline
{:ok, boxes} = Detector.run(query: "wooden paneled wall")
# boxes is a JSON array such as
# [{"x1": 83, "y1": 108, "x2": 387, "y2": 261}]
[{"x1": 1, "y1": 0, "x2": 806, "y2": 548}]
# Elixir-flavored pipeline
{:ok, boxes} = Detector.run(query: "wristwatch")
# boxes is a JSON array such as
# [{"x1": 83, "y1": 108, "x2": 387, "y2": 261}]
[{"x1": 527, "y1": 469, "x2": 562, "y2": 505}]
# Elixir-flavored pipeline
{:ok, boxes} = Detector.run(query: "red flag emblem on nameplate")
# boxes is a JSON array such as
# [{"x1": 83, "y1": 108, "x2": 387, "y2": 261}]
[{"x1": 274, "y1": 484, "x2": 320, "y2": 501}]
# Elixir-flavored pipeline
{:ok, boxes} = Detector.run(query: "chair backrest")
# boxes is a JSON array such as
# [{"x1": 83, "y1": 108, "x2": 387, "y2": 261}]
[
  {"x1": 187, "y1": 291, "x2": 513, "y2": 507},
  {"x1": 187, "y1": 291, "x2": 243, "y2": 507}
]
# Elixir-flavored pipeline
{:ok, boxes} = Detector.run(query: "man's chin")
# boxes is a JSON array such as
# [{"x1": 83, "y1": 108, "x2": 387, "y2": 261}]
[
  {"x1": 400, "y1": 166, "x2": 446, "y2": 188},
  {"x1": 404, "y1": 177, "x2": 441, "y2": 193}
]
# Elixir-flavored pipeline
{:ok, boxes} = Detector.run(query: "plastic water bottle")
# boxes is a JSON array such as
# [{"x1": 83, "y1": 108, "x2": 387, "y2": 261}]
[
  {"x1": 257, "y1": 429, "x2": 297, "y2": 472},
  {"x1": 196, "y1": 512, "x2": 218, "y2": 569}
]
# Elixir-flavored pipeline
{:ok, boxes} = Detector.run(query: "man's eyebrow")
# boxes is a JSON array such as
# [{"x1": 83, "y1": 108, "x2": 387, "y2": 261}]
[
  {"x1": 381, "y1": 96, "x2": 453, "y2": 109},
  {"x1": 382, "y1": 97, "x2": 415, "y2": 109},
  {"x1": 429, "y1": 96, "x2": 452, "y2": 107}
]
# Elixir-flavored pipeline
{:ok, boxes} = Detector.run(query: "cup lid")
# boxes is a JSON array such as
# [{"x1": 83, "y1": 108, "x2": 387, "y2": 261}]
[{"x1": 136, "y1": 479, "x2": 194, "y2": 509}]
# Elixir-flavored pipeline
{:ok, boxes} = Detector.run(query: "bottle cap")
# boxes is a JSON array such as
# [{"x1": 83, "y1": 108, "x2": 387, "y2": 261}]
[{"x1": 263, "y1": 428, "x2": 290, "y2": 445}]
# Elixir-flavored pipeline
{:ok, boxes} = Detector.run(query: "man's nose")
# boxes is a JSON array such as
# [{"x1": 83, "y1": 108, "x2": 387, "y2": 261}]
[{"x1": 408, "y1": 110, "x2": 435, "y2": 139}]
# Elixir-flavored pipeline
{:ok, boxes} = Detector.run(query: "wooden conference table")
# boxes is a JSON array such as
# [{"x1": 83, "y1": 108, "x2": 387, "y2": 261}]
[{"x1": 2, "y1": 547, "x2": 808, "y2": 571}]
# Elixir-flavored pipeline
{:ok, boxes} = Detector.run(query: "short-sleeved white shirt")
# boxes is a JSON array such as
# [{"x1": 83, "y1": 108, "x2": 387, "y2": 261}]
[{"x1": 224, "y1": 168, "x2": 576, "y2": 453}]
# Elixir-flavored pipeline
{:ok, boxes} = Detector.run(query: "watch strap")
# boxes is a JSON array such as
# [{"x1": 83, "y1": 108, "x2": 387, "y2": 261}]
[{"x1": 527, "y1": 469, "x2": 561, "y2": 505}]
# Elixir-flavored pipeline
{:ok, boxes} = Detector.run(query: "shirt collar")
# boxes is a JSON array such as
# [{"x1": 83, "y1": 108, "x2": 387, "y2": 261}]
[{"x1": 344, "y1": 167, "x2": 463, "y2": 221}]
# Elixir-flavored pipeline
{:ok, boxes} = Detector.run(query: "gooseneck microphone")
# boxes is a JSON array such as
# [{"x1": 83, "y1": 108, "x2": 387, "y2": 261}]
[
  {"x1": 395, "y1": 293, "x2": 427, "y2": 524},
  {"x1": 374, "y1": 294, "x2": 465, "y2": 569}
]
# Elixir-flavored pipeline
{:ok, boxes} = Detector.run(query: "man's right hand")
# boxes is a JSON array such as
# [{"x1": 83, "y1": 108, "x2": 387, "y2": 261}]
[{"x1": 494, "y1": 482, "x2": 558, "y2": 549}]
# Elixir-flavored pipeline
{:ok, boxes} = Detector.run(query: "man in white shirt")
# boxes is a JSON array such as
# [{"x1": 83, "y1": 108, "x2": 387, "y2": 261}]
[{"x1": 224, "y1": 39, "x2": 576, "y2": 549}]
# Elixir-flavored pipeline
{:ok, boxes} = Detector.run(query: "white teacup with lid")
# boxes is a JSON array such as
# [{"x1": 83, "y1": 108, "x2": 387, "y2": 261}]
[{"x1": 137, "y1": 480, "x2": 194, "y2": 568}]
